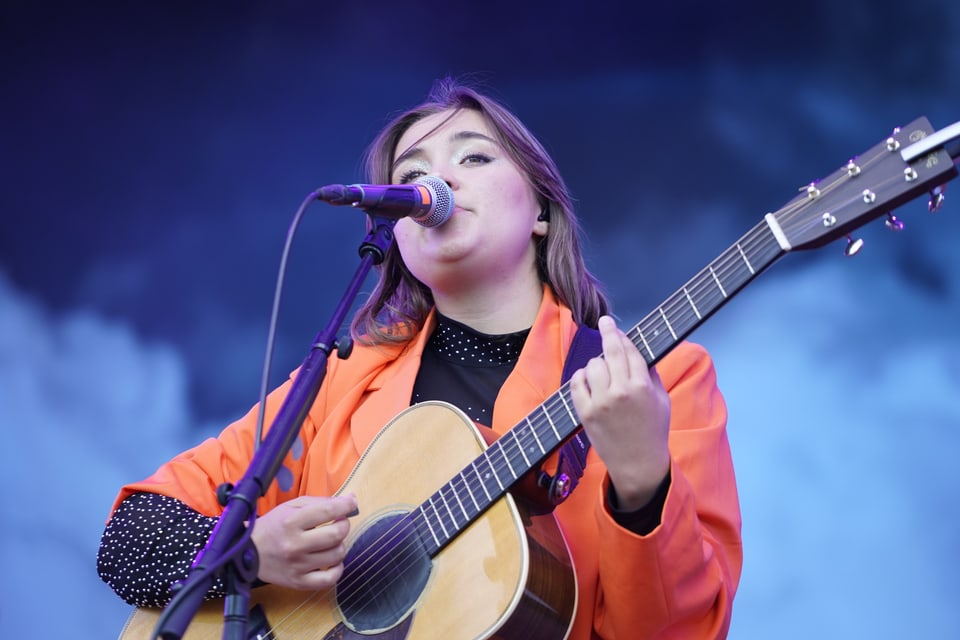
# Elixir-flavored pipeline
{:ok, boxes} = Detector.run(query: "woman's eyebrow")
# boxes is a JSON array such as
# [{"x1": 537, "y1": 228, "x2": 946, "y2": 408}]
[{"x1": 393, "y1": 130, "x2": 498, "y2": 170}]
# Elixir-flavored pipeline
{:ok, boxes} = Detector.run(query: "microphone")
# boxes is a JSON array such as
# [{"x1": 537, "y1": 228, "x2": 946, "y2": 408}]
[{"x1": 316, "y1": 175, "x2": 454, "y2": 227}]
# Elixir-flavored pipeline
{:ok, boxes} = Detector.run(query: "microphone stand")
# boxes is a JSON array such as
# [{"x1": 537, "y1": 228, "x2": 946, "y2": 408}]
[{"x1": 154, "y1": 215, "x2": 397, "y2": 640}]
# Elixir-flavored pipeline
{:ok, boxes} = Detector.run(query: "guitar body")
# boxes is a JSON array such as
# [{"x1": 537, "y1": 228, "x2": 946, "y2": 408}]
[{"x1": 119, "y1": 402, "x2": 577, "y2": 640}]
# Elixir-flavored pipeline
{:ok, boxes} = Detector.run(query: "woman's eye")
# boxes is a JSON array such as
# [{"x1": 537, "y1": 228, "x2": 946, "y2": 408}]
[
  {"x1": 462, "y1": 153, "x2": 491, "y2": 165},
  {"x1": 396, "y1": 168, "x2": 425, "y2": 184}
]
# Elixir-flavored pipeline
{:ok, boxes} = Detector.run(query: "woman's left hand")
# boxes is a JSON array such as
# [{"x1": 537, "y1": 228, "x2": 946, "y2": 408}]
[{"x1": 569, "y1": 315, "x2": 672, "y2": 511}]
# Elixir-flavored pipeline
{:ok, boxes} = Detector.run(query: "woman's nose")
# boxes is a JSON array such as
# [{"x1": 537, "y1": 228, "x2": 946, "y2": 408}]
[{"x1": 430, "y1": 170, "x2": 457, "y2": 191}]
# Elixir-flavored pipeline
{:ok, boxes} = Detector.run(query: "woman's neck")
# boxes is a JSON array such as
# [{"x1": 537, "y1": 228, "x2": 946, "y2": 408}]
[{"x1": 432, "y1": 277, "x2": 544, "y2": 335}]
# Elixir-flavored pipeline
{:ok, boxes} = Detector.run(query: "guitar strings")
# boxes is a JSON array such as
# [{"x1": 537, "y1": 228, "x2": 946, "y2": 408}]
[{"x1": 258, "y1": 590, "x2": 339, "y2": 639}]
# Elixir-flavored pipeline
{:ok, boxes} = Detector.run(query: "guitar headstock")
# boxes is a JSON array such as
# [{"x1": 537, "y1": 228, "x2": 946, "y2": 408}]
[{"x1": 772, "y1": 117, "x2": 958, "y2": 251}]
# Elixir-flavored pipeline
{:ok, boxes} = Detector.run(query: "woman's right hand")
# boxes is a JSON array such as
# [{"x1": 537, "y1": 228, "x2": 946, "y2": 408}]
[{"x1": 249, "y1": 494, "x2": 358, "y2": 591}]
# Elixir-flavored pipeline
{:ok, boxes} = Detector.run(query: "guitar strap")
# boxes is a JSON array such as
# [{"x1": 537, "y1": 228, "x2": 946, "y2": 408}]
[{"x1": 537, "y1": 323, "x2": 602, "y2": 506}]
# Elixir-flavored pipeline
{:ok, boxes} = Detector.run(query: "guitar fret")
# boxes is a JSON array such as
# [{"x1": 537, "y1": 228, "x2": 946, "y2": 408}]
[
  {"x1": 419, "y1": 504, "x2": 441, "y2": 547},
  {"x1": 428, "y1": 496, "x2": 450, "y2": 539},
  {"x1": 658, "y1": 306, "x2": 678, "y2": 340},
  {"x1": 541, "y1": 404, "x2": 562, "y2": 441},
  {"x1": 460, "y1": 470, "x2": 480, "y2": 512},
  {"x1": 709, "y1": 265, "x2": 728, "y2": 297},
  {"x1": 499, "y1": 444, "x2": 518, "y2": 480},
  {"x1": 527, "y1": 416, "x2": 546, "y2": 454},
  {"x1": 558, "y1": 390, "x2": 577, "y2": 429},
  {"x1": 736, "y1": 242, "x2": 756, "y2": 275},
  {"x1": 485, "y1": 452, "x2": 505, "y2": 490},
  {"x1": 683, "y1": 286, "x2": 702, "y2": 320},
  {"x1": 512, "y1": 429, "x2": 531, "y2": 467},
  {"x1": 636, "y1": 329, "x2": 655, "y2": 360},
  {"x1": 471, "y1": 461, "x2": 493, "y2": 500},
  {"x1": 438, "y1": 491, "x2": 459, "y2": 529},
  {"x1": 446, "y1": 485, "x2": 469, "y2": 522}
]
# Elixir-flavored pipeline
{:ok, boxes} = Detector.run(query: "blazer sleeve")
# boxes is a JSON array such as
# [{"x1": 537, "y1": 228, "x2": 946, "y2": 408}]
[
  {"x1": 104, "y1": 338, "x2": 404, "y2": 520},
  {"x1": 105, "y1": 373, "x2": 310, "y2": 518}
]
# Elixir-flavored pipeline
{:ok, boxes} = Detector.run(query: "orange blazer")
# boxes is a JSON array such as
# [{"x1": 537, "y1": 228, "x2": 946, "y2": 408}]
[{"x1": 111, "y1": 287, "x2": 742, "y2": 639}]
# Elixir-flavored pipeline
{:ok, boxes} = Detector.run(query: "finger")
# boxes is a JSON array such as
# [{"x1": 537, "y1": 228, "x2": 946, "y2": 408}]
[
  {"x1": 303, "y1": 517, "x2": 351, "y2": 554},
  {"x1": 619, "y1": 328, "x2": 649, "y2": 381},
  {"x1": 295, "y1": 495, "x2": 359, "y2": 530},
  {"x1": 300, "y1": 563, "x2": 346, "y2": 591},
  {"x1": 303, "y1": 540, "x2": 349, "y2": 570},
  {"x1": 330, "y1": 493, "x2": 360, "y2": 519},
  {"x1": 605, "y1": 317, "x2": 650, "y2": 383},
  {"x1": 582, "y1": 355, "x2": 610, "y2": 395},
  {"x1": 597, "y1": 316, "x2": 631, "y2": 381},
  {"x1": 597, "y1": 312, "x2": 644, "y2": 377},
  {"x1": 568, "y1": 368, "x2": 592, "y2": 408},
  {"x1": 568, "y1": 367, "x2": 585, "y2": 395}
]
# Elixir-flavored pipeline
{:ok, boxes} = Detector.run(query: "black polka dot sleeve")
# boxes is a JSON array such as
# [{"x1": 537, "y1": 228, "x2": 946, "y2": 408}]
[{"x1": 97, "y1": 492, "x2": 227, "y2": 607}]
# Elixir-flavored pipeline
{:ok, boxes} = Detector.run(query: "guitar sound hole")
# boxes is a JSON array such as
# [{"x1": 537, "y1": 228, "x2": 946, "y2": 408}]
[{"x1": 336, "y1": 512, "x2": 431, "y2": 632}]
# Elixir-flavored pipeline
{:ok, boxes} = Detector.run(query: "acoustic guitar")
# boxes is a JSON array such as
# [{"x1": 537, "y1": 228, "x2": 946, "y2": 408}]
[{"x1": 119, "y1": 116, "x2": 959, "y2": 639}]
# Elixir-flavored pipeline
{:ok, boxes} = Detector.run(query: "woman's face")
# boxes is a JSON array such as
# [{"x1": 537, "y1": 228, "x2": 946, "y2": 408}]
[{"x1": 389, "y1": 108, "x2": 547, "y2": 295}]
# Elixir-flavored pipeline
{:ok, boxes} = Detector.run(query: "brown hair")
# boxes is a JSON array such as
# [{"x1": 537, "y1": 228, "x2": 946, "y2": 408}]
[{"x1": 351, "y1": 78, "x2": 609, "y2": 344}]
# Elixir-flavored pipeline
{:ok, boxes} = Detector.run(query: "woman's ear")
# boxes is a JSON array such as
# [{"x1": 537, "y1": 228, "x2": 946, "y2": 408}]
[{"x1": 533, "y1": 206, "x2": 550, "y2": 236}]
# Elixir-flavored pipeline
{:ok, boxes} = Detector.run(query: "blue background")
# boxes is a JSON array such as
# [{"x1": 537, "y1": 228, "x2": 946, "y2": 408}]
[{"x1": 2, "y1": 2, "x2": 959, "y2": 637}]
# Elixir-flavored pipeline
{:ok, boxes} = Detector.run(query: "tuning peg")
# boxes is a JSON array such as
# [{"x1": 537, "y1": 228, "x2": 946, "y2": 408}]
[
  {"x1": 844, "y1": 235, "x2": 864, "y2": 257},
  {"x1": 929, "y1": 184, "x2": 946, "y2": 212},
  {"x1": 885, "y1": 213, "x2": 904, "y2": 231}
]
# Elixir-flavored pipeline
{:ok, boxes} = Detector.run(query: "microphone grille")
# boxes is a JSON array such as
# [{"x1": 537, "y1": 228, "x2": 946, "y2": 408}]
[{"x1": 415, "y1": 175, "x2": 454, "y2": 227}]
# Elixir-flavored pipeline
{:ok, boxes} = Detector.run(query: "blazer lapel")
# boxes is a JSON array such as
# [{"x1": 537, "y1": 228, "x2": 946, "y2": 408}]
[{"x1": 348, "y1": 313, "x2": 437, "y2": 454}]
